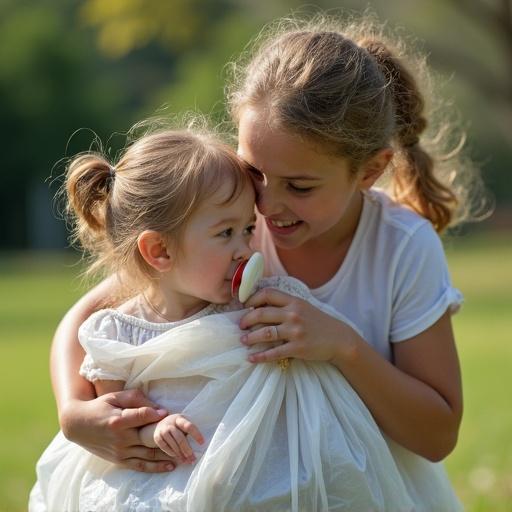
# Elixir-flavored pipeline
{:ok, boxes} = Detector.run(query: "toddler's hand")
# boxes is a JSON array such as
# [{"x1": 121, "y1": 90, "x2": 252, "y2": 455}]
[{"x1": 153, "y1": 414, "x2": 204, "y2": 463}]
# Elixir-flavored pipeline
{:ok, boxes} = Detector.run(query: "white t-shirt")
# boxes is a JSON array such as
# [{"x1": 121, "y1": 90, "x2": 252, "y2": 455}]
[{"x1": 253, "y1": 189, "x2": 462, "y2": 361}]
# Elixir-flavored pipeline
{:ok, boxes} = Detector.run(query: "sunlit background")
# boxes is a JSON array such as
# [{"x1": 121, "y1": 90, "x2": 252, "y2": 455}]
[{"x1": 0, "y1": 1, "x2": 511, "y2": 510}]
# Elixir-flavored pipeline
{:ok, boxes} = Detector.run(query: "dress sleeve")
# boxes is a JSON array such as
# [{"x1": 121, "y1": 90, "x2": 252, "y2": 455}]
[
  {"x1": 390, "y1": 223, "x2": 463, "y2": 342},
  {"x1": 78, "y1": 311, "x2": 132, "y2": 382}
]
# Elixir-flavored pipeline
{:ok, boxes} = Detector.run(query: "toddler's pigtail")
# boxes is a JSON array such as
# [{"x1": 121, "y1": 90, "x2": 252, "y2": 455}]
[
  {"x1": 362, "y1": 40, "x2": 458, "y2": 232},
  {"x1": 65, "y1": 154, "x2": 114, "y2": 252}
]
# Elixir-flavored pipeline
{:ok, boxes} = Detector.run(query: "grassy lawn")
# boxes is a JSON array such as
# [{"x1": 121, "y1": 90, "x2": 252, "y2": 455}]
[
  {"x1": 443, "y1": 233, "x2": 512, "y2": 511},
  {"x1": 0, "y1": 233, "x2": 511, "y2": 511}
]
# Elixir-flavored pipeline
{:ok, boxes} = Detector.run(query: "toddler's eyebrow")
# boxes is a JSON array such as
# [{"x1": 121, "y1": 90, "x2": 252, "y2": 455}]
[{"x1": 210, "y1": 214, "x2": 257, "y2": 230}]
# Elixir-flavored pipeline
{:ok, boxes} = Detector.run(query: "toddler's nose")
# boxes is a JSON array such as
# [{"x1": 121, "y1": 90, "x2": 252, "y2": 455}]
[{"x1": 234, "y1": 240, "x2": 253, "y2": 261}]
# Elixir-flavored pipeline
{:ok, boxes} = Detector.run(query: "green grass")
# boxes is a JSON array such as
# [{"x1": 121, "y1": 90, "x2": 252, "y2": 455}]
[
  {"x1": 0, "y1": 252, "x2": 89, "y2": 512},
  {"x1": 443, "y1": 234, "x2": 512, "y2": 511},
  {"x1": 0, "y1": 235, "x2": 511, "y2": 511}
]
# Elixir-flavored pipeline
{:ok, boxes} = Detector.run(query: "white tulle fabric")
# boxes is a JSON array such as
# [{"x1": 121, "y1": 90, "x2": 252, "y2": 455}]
[{"x1": 30, "y1": 277, "x2": 461, "y2": 512}]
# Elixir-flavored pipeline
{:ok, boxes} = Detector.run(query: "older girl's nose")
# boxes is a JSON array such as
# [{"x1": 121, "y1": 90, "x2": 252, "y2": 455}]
[{"x1": 255, "y1": 185, "x2": 283, "y2": 217}]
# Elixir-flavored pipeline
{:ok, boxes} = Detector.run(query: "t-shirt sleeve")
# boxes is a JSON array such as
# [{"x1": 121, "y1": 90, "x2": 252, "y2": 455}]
[{"x1": 390, "y1": 222, "x2": 463, "y2": 342}]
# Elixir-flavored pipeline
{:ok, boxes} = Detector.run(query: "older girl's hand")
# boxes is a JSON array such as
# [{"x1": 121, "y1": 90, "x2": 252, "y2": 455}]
[
  {"x1": 60, "y1": 389, "x2": 178, "y2": 473},
  {"x1": 239, "y1": 288, "x2": 356, "y2": 364}
]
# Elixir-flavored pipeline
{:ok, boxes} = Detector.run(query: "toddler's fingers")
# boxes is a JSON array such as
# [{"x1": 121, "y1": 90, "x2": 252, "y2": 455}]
[
  {"x1": 169, "y1": 425, "x2": 195, "y2": 461},
  {"x1": 154, "y1": 430, "x2": 180, "y2": 459},
  {"x1": 175, "y1": 416, "x2": 204, "y2": 445}
]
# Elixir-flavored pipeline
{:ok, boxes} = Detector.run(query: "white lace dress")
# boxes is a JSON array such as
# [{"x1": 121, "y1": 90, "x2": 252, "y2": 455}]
[{"x1": 29, "y1": 277, "x2": 461, "y2": 512}]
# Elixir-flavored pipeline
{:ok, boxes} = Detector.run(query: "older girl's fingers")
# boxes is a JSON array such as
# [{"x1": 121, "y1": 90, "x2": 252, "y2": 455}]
[
  {"x1": 241, "y1": 322, "x2": 288, "y2": 347},
  {"x1": 248, "y1": 342, "x2": 290, "y2": 364},
  {"x1": 239, "y1": 306, "x2": 284, "y2": 331},
  {"x1": 126, "y1": 445, "x2": 174, "y2": 462},
  {"x1": 119, "y1": 405, "x2": 168, "y2": 430},
  {"x1": 175, "y1": 417, "x2": 204, "y2": 445},
  {"x1": 244, "y1": 287, "x2": 293, "y2": 309},
  {"x1": 120, "y1": 458, "x2": 176, "y2": 473}
]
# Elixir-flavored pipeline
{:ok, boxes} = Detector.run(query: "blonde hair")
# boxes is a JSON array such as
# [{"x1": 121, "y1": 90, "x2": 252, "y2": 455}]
[
  {"x1": 227, "y1": 14, "x2": 486, "y2": 232},
  {"x1": 64, "y1": 120, "x2": 250, "y2": 290}
]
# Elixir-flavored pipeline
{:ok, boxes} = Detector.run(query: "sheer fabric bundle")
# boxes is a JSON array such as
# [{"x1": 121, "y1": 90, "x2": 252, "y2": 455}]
[{"x1": 30, "y1": 277, "x2": 461, "y2": 511}]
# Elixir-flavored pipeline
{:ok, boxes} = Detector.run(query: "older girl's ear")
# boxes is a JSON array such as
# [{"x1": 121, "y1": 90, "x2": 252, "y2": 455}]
[
  {"x1": 137, "y1": 230, "x2": 173, "y2": 272},
  {"x1": 358, "y1": 148, "x2": 393, "y2": 190}
]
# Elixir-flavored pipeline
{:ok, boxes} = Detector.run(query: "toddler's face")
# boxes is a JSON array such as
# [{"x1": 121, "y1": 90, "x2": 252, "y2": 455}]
[{"x1": 171, "y1": 180, "x2": 256, "y2": 305}]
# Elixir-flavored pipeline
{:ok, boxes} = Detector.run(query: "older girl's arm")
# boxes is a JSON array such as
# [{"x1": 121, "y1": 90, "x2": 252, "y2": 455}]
[
  {"x1": 51, "y1": 276, "x2": 174, "y2": 472},
  {"x1": 331, "y1": 310, "x2": 462, "y2": 462},
  {"x1": 240, "y1": 289, "x2": 462, "y2": 462}
]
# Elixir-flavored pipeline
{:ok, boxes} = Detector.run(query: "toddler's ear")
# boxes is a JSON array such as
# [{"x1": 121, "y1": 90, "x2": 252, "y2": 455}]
[
  {"x1": 137, "y1": 230, "x2": 173, "y2": 272},
  {"x1": 358, "y1": 147, "x2": 393, "y2": 190}
]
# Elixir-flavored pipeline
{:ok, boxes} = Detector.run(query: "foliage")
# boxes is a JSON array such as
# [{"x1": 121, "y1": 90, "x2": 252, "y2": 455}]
[
  {"x1": 0, "y1": 2, "x2": 131, "y2": 248},
  {"x1": 0, "y1": 0, "x2": 510, "y2": 249},
  {"x1": 80, "y1": 0, "x2": 232, "y2": 58}
]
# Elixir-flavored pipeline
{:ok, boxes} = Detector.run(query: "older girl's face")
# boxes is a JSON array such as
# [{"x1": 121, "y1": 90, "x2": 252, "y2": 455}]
[{"x1": 237, "y1": 107, "x2": 366, "y2": 251}]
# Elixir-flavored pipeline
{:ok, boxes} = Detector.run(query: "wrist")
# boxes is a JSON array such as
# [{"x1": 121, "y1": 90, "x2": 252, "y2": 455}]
[
  {"x1": 59, "y1": 398, "x2": 82, "y2": 440},
  {"x1": 139, "y1": 423, "x2": 157, "y2": 448},
  {"x1": 330, "y1": 322, "x2": 364, "y2": 370}
]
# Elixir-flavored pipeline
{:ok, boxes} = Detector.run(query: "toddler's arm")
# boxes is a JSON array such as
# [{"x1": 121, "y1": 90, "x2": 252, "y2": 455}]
[{"x1": 93, "y1": 379, "x2": 126, "y2": 396}]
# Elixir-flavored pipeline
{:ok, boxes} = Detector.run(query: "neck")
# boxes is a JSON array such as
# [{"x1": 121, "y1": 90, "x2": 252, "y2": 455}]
[
  {"x1": 143, "y1": 283, "x2": 208, "y2": 322},
  {"x1": 275, "y1": 191, "x2": 363, "y2": 288}
]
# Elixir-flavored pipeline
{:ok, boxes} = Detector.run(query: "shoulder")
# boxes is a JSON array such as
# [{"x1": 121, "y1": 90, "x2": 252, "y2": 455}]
[
  {"x1": 363, "y1": 189, "x2": 442, "y2": 259},
  {"x1": 365, "y1": 188, "x2": 430, "y2": 237},
  {"x1": 78, "y1": 308, "x2": 159, "y2": 345},
  {"x1": 78, "y1": 309, "x2": 124, "y2": 342}
]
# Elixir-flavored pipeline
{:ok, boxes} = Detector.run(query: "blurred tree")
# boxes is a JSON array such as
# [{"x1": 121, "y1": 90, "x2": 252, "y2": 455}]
[
  {"x1": 80, "y1": 0, "x2": 233, "y2": 57},
  {"x1": 448, "y1": 0, "x2": 512, "y2": 105},
  {"x1": 0, "y1": 1, "x2": 131, "y2": 248},
  {"x1": 385, "y1": 0, "x2": 512, "y2": 205},
  {"x1": 2, "y1": 0, "x2": 510, "y2": 249}
]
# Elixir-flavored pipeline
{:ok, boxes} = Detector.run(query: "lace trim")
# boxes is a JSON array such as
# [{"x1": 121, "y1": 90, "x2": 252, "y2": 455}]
[{"x1": 255, "y1": 276, "x2": 313, "y2": 301}]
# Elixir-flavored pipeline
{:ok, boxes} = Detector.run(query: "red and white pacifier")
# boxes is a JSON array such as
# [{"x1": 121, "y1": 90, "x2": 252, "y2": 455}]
[{"x1": 231, "y1": 252, "x2": 264, "y2": 303}]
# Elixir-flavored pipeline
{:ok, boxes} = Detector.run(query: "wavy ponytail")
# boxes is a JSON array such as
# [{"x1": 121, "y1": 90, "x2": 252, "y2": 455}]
[{"x1": 361, "y1": 39, "x2": 458, "y2": 232}]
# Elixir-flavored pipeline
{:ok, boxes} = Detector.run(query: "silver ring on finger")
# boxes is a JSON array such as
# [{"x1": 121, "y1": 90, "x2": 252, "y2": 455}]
[{"x1": 265, "y1": 325, "x2": 279, "y2": 341}]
